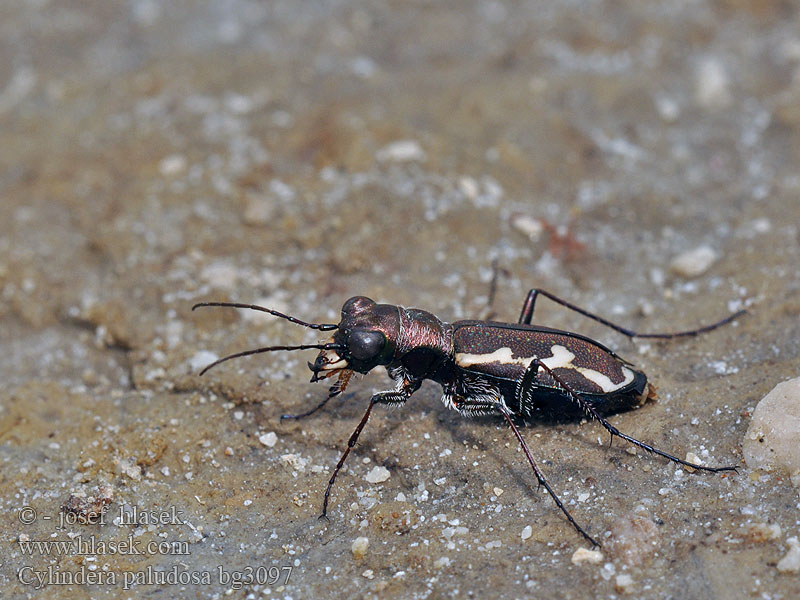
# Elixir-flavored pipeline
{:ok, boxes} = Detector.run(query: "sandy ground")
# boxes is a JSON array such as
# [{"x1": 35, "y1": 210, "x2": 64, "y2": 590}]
[{"x1": 1, "y1": 1, "x2": 800, "y2": 599}]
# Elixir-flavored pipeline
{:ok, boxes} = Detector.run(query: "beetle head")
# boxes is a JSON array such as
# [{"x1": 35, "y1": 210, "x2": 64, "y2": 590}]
[{"x1": 310, "y1": 296, "x2": 400, "y2": 380}]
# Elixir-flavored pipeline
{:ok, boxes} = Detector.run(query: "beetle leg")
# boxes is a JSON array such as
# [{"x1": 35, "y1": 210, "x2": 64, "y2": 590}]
[
  {"x1": 480, "y1": 258, "x2": 510, "y2": 321},
  {"x1": 518, "y1": 288, "x2": 744, "y2": 337},
  {"x1": 532, "y1": 359, "x2": 737, "y2": 474},
  {"x1": 320, "y1": 383, "x2": 418, "y2": 517},
  {"x1": 321, "y1": 395, "x2": 380, "y2": 519},
  {"x1": 282, "y1": 370, "x2": 353, "y2": 421},
  {"x1": 493, "y1": 402, "x2": 599, "y2": 547},
  {"x1": 281, "y1": 392, "x2": 336, "y2": 421},
  {"x1": 371, "y1": 390, "x2": 412, "y2": 407}
]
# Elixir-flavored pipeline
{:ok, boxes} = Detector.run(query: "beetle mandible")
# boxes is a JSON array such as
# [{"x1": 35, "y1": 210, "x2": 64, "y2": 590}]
[{"x1": 193, "y1": 288, "x2": 743, "y2": 546}]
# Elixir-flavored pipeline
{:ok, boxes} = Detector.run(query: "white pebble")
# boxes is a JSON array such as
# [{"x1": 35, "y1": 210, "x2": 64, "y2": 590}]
[
  {"x1": 259, "y1": 432, "x2": 278, "y2": 448},
  {"x1": 115, "y1": 458, "x2": 142, "y2": 481},
  {"x1": 777, "y1": 537, "x2": 800, "y2": 573},
  {"x1": 458, "y1": 177, "x2": 480, "y2": 200},
  {"x1": 365, "y1": 466, "x2": 391, "y2": 484},
  {"x1": 242, "y1": 195, "x2": 274, "y2": 225},
  {"x1": 376, "y1": 140, "x2": 426, "y2": 162},
  {"x1": 571, "y1": 547, "x2": 604, "y2": 565},
  {"x1": 684, "y1": 452, "x2": 703, "y2": 472},
  {"x1": 695, "y1": 57, "x2": 732, "y2": 109},
  {"x1": 159, "y1": 154, "x2": 187, "y2": 175},
  {"x1": 743, "y1": 377, "x2": 800, "y2": 487},
  {"x1": 521, "y1": 525, "x2": 533, "y2": 540},
  {"x1": 351, "y1": 537, "x2": 369, "y2": 559},
  {"x1": 615, "y1": 573, "x2": 635, "y2": 593},
  {"x1": 280, "y1": 454, "x2": 307, "y2": 472},
  {"x1": 511, "y1": 214, "x2": 544, "y2": 241},
  {"x1": 669, "y1": 246, "x2": 718, "y2": 278}
]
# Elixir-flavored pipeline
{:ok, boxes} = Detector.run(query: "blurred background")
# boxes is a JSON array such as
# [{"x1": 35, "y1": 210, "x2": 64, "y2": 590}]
[{"x1": 1, "y1": 1, "x2": 799, "y2": 598}]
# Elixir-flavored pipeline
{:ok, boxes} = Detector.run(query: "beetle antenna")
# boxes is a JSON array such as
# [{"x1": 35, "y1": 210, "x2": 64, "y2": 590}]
[
  {"x1": 192, "y1": 301, "x2": 338, "y2": 331},
  {"x1": 198, "y1": 342, "x2": 344, "y2": 376}
]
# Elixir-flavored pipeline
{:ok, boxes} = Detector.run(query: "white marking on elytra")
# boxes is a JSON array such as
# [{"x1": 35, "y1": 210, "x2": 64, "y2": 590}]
[
  {"x1": 539, "y1": 344, "x2": 573, "y2": 370},
  {"x1": 456, "y1": 344, "x2": 634, "y2": 393},
  {"x1": 456, "y1": 347, "x2": 533, "y2": 368}
]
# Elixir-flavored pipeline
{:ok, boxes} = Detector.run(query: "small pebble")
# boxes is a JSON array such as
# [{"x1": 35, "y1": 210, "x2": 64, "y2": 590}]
[
  {"x1": 280, "y1": 454, "x2": 307, "y2": 472},
  {"x1": 351, "y1": 536, "x2": 369, "y2": 560},
  {"x1": 159, "y1": 153, "x2": 187, "y2": 175},
  {"x1": 571, "y1": 547, "x2": 603, "y2": 565},
  {"x1": 116, "y1": 458, "x2": 142, "y2": 481},
  {"x1": 242, "y1": 195, "x2": 274, "y2": 225},
  {"x1": 365, "y1": 466, "x2": 391, "y2": 484},
  {"x1": 695, "y1": 57, "x2": 732, "y2": 109},
  {"x1": 458, "y1": 177, "x2": 480, "y2": 200},
  {"x1": 615, "y1": 573, "x2": 635, "y2": 594},
  {"x1": 259, "y1": 432, "x2": 278, "y2": 448},
  {"x1": 669, "y1": 246, "x2": 718, "y2": 278},
  {"x1": 511, "y1": 214, "x2": 544, "y2": 241},
  {"x1": 684, "y1": 452, "x2": 703, "y2": 472},
  {"x1": 521, "y1": 525, "x2": 532, "y2": 541},
  {"x1": 777, "y1": 537, "x2": 800, "y2": 573},
  {"x1": 362, "y1": 569, "x2": 374, "y2": 579},
  {"x1": 376, "y1": 140, "x2": 426, "y2": 162}
]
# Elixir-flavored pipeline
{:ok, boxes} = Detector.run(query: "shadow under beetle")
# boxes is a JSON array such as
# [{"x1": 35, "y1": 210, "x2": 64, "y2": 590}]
[{"x1": 193, "y1": 288, "x2": 743, "y2": 546}]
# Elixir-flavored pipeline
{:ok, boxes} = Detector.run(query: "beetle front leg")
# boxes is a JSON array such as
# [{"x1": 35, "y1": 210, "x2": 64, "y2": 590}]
[
  {"x1": 321, "y1": 395, "x2": 380, "y2": 519},
  {"x1": 320, "y1": 379, "x2": 419, "y2": 518},
  {"x1": 282, "y1": 371, "x2": 354, "y2": 421},
  {"x1": 370, "y1": 389, "x2": 412, "y2": 407}
]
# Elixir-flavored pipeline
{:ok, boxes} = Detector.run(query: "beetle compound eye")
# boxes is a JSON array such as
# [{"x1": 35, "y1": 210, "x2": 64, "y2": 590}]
[{"x1": 348, "y1": 329, "x2": 386, "y2": 361}]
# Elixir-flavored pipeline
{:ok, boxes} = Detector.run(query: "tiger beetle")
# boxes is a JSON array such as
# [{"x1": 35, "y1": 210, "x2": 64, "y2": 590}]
[{"x1": 192, "y1": 288, "x2": 744, "y2": 546}]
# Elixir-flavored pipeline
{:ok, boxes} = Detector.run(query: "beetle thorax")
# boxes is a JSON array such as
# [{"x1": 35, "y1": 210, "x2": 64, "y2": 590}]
[{"x1": 396, "y1": 307, "x2": 453, "y2": 360}]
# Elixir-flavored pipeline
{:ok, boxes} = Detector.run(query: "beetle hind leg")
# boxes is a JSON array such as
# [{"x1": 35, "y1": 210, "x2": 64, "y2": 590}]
[
  {"x1": 532, "y1": 359, "x2": 737, "y2": 474},
  {"x1": 518, "y1": 288, "x2": 744, "y2": 337}
]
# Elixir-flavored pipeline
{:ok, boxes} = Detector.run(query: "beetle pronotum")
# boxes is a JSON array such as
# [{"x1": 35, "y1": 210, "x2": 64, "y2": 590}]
[{"x1": 193, "y1": 288, "x2": 743, "y2": 546}]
